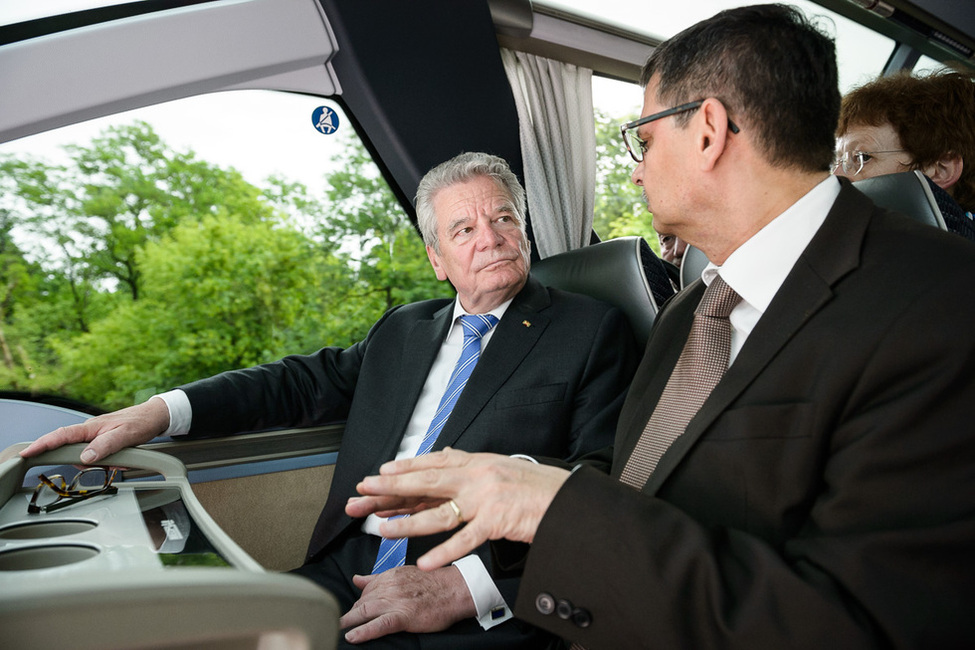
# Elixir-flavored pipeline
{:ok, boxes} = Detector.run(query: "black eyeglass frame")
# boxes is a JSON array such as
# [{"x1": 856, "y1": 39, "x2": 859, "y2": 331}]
[
  {"x1": 620, "y1": 99, "x2": 741, "y2": 163},
  {"x1": 28, "y1": 467, "x2": 119, "y2": 514}
]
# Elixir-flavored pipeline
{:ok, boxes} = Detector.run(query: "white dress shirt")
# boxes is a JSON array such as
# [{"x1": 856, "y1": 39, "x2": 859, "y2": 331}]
[{"x1": 157, "y1": 297, "x2": 514, "y2": 629}]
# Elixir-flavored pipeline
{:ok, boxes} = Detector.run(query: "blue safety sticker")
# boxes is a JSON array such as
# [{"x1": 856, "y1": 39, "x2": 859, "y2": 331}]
[{"x1": 311, "y1": 106, "x2": 340, "y2": 135}]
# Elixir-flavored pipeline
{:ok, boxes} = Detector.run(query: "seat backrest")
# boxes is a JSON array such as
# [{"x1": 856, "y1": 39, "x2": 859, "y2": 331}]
[
  {"x1": 852, "y1": 169, "x2": 947, "y2": 230},
  {"x1": 531, "y1": 236, "x2": 674, "y2": 347},
  {"x1": 679, "y1": 244, "x2": 709, "y2": 289}
]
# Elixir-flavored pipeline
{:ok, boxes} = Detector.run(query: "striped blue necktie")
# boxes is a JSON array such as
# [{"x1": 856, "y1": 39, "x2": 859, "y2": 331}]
[{"x1": 372, "y1": 313, "x2": 500, "y2": 574}]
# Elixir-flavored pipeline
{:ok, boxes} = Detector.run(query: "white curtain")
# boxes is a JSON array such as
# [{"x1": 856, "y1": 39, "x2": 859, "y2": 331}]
[{"x1": 501, "y1": 48, "x2": 596, "y2": 259}]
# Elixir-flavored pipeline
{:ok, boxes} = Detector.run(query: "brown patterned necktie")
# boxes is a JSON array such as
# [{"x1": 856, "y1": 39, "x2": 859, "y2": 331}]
[{"x1": 619, "y1": 275, "x2": 742, "y2": 489}]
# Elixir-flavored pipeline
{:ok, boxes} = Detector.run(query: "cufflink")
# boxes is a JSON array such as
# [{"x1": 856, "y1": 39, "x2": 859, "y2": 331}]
[{"x1": 490, "y1": 606, "x2": 506, "y2": 620}]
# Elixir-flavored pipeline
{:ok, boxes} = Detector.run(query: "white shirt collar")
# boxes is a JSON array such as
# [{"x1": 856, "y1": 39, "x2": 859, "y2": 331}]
[
  {"x1": 702, "y1": 175, "x2": 841, "y2": 314},
  {"x1": 450, "y1": 297, "x2": 513, "y2": 329}
]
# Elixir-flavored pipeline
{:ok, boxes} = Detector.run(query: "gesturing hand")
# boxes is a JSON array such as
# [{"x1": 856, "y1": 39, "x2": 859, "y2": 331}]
[
  {"x1": 346, "y1": 448, "x2": 570, "y2": 571},
  {"x1": 340, "y1": 565, "x2": 475, "y2": 644}
]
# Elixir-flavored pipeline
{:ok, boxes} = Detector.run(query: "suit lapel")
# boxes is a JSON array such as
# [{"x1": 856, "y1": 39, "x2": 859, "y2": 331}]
[
  {"x1": 432, "y1": 278, "x2": 551, "y2": 451},
  {"x1": 641, "y1": 183, "x2": 872, "y2": 494},
  {"x1": 370, "y1": 304, "x2": 453, "y2": 465}
]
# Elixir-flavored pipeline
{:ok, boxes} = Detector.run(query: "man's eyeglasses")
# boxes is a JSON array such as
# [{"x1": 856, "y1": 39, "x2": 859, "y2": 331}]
[
  {"x1": 620, "y1": 100, "x2": 741, "y2": 163},
  {"x1": 831, "y1": 149, "x2": 909, "y2": 176},
  {"x1": 28, "y1": 467, "x2": 119, "y2": 514}
]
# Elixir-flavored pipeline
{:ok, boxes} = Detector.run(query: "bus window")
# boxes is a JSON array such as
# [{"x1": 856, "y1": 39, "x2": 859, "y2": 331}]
[
  {"x1": 591, "y1": 76, "x2": 654, "y2": 246},
  {"x1": 0, "y1": 90, "x2": 444, "y2": 412},
  {"x1": 915, "y1": 54, "x2": 952, "y2": 73},
  {"x1": 549, "y1": 0, "x2": 896, "y2": 92}
]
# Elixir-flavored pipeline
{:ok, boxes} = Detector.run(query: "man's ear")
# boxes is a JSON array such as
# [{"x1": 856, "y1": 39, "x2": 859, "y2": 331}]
[
  {"x1": 426, "y1": 245, "x2": 448, "y2": 281},
  {"x1": 923, "y1": 152, "x2": 963, "y2": 192},
  {"x1": 697, "y1": 98, "x2": 732, "y2": 171}
]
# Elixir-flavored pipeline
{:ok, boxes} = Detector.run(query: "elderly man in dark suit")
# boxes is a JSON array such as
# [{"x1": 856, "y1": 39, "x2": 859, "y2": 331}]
[
  {"x1": 347, "y1": 6, "x2": 975, "y2": 650},
  {"x1": 22, "y1": 152, "x2": 638, "y2": 649}
]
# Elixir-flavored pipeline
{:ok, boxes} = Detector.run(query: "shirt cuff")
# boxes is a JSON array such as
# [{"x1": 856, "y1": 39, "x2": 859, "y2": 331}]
[
  {"x1": 154, "y1": 390, "x2": 192, "y2": 437},
  {"x1": 452, "y1": 554, "x2": 512, "y2": 630}
]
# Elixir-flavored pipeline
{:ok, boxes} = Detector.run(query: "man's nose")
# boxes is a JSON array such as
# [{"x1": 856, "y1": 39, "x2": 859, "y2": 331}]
[
  {"x1": 475, "y1": 221, "x2": 505, "y2": 248},
  {"x1": 630, "y1": 162, "x2": 644, "y2": 186}
]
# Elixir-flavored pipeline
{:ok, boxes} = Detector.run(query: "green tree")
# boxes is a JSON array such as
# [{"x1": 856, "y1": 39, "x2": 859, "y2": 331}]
[
  {"x1": 0, "y1": 156, "x2": 111, "y2": 336},
  {"x1": 55, "y1": 213, "x2": 336, "y2": 408},
  {"x1": 318, "y1": 134, "x2": 447, "y2": 315},
  {"x1": 593, "y1": 108, "x2": 659, "y2": 255},
  {"x1": 3, "y1": 122, "x2": 276, "y2": 304},
  {"x1": 0, "y1": 209, "x2": 34, "y2": 383},
  {"x1": 0, "y1": 120, "x2": 456, "y2": 409},
  {"x1": 0, "y1": 208, "x2": 99, "y2": 393}
]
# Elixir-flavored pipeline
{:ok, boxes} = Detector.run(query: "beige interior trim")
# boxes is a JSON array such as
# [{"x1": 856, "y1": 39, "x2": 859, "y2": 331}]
[{"x1": 193, "y1": 464, "x2": 336, "y2": 571}]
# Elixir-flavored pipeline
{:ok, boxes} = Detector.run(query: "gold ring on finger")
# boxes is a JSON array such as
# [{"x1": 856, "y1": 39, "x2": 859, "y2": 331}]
[{"x1": 446, "y1": 499, "x2": 464, "y2": 524}]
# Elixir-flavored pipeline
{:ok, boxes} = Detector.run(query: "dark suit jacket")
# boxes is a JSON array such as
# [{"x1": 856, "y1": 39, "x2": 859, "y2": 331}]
[
  {"x1": 181, "y1": 276, "x2": 637, "y2": 601},
  {"x1": 515, "y1": 182, "x2": 975, "y2": 649}
]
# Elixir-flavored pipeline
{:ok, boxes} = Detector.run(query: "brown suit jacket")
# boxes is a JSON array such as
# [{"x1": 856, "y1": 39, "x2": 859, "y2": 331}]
[{"x1": 516, "y1": 181, "x2": 975, "y2": 649}]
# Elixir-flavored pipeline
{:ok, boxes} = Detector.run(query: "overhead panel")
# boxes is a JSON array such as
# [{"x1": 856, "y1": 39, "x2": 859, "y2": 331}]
[{"x1": 0, "y1": 0, "x2": 340, "y2": 144}]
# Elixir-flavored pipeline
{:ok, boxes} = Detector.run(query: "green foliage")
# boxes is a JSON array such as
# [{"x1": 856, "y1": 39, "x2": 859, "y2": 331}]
[
  {"x1": 54, "y1": 214, "x2": 334, "y2": 407},
  {"x1": 3, "y1": 122, "x2": 274, "y2": 304},
  {"x1": 317, "y1": 133, "x2": 449, "y2": 313},
  {"x1": 0, "y1": 121, "x2": 445, "y2": 409},
  {"x1": 592, "y1": 108, "x2": 661, "y2": 256},
  {"x1": 0, "y1": 210, "x2": 38, "y2": 388}
]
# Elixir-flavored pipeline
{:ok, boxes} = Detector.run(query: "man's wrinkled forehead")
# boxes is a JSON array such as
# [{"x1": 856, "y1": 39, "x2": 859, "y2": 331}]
[{"x1": 436, "y1": 177, "x2": 517, "y2": 226}]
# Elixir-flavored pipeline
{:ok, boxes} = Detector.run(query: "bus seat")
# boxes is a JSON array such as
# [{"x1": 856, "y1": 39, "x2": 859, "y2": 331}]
[
  {"x1": 852, "y1": 170, "x2": 947, "y2": 230},
  {"x1": 680, "y1": 244, "x2": 709, "y2": 289},
  {"x1": 531, "y1": 236, "x2": 673, "y2": 347}
]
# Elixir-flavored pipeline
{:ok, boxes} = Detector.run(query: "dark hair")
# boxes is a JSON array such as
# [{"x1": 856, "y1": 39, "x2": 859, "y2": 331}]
[
  {"x1": 838, "y1": 70, "x2": 975, "y2": 212},
  {"x1": 641, "y1": 3, "x2": 839, "y2": 173}
]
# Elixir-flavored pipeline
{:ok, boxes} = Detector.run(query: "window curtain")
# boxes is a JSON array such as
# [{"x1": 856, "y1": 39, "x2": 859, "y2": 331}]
[{"x1": 501, "y1": 48, "x2": 596, "y2": 259}]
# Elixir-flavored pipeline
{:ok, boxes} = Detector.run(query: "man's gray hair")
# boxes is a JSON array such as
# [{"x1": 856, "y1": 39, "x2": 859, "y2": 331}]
[{"x1": 415, "y1": 152, "x2": 527, "y2": 252}]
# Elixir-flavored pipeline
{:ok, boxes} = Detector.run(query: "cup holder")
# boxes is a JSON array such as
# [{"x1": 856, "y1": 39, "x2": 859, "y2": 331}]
[
  {"x1": 0, "y1": 544, "x2": 100, "y2": 571},
  {"x1": 0, "y1": 520, "x2": 97, "y2": 540}
]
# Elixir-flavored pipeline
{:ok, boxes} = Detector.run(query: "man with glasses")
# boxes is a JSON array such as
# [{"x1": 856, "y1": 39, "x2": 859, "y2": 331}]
[
  {"x1": 22, "y1": 152, "x2": 637, "y2": 649},
  {"x1": 346, "y1": 5, "x2": 975, "y2": 649},
  {"x1": 834, "y1": 69, "x2": 975, "y2": 241}
]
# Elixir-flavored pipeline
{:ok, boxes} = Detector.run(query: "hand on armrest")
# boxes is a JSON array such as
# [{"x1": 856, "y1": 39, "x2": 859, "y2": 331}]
[{"x1": 19, "y1": 397, "x2": 171, "y2": 464}]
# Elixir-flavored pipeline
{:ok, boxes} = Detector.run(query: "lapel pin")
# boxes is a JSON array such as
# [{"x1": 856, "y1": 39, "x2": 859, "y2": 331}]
[{"x1": 522, "y1": 320, "x2": 531, "y2": 328}]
